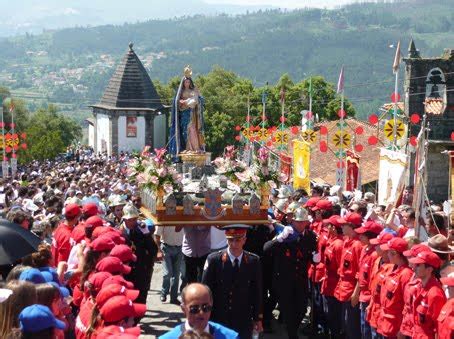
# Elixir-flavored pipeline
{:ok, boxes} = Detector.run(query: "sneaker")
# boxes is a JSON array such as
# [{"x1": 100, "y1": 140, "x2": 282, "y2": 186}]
[{"x1": 160, "y1": 295, "x2": 167, "y2": 302}]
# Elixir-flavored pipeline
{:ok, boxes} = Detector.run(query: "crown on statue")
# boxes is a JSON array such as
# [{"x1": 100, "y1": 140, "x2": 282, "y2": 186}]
[{"x1": 184, "y1": 65, "x2": 192, "y2": 78}]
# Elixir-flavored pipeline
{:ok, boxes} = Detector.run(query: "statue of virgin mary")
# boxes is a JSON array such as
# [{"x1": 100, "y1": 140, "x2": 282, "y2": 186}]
[{"x1": 169, "y1": 66, "x2": 205, "y2": 160}]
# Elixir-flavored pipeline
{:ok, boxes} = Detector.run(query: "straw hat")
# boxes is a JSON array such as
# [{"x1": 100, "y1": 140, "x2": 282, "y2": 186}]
[
  {"x1": 426, "y1": 234, "x2": 454, "y2": 254},
  {"x1": 122, "y1": 204, "x2": 139, "y2": 220}
]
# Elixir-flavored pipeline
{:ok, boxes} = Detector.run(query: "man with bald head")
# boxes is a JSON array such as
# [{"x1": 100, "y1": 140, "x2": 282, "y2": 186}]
[{"x1": 159, "y1": 283, "x2": 239, "y2": 338}]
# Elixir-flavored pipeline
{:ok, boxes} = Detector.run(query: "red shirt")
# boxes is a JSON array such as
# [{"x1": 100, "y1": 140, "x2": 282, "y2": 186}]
[
  {"x1": 320, "y1": 234, "x2": 343, "y2": 297},
  {"x1": 366, "y1": 258, "x2": 393, "y2": 329},
  {"x1": 437, "y1": 298, "x2": 454, "y2": 339},
  {"x1": 357, "y1": 244, "x2": 377, "y2": 303},
  {"x1": 377, "y1": 265, "x2": 413, "y2": 337},
  {"x1": 412, "y1": 276, "x2": 447, "y2": 339},
  {"x1": 52, "y1": 222, "x2": 73, "y2": 264},
  {"x1": 334, "y1": 237, "x2": 363, "y2": 302},
  {"x1": 75, "y1": 299, "x2": 95, "y2": 339},
  {"x1": 400, "y1": 276, "x2": 421, "y2": 336},
  {"x1": 309, "y1": 227, "x2": 329, "y2": 283}
]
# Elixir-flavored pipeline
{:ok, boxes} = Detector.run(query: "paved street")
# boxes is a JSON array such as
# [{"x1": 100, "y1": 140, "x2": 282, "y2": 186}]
[{"x1": 140, "y1": 262, "x2": 299, "y2": 338}]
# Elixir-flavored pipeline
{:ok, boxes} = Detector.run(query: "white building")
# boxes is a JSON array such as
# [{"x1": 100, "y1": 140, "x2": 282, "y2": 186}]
[{"x1": 88, "y1": 43, "x2": 168, "y2": 155}]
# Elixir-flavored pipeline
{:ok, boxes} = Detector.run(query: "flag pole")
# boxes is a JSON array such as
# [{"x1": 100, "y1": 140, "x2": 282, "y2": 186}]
[
  {"x1": 309, "y1": 77, "x2": 313, "y2": 114},
  {"x1": 392, "y1": 41, "x2": 401, "y2": 150}
]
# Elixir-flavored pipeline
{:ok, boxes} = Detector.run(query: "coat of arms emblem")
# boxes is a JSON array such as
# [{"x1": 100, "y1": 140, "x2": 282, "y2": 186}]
[{"x1": 201, "y1": 188, "x2": 225, "y2": 220}]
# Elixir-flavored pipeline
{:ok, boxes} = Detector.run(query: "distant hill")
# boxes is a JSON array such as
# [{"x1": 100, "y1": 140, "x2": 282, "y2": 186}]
[
  {"x1": 1, "y1": 0, "x2": 454, "y2": 119},
  {"x1": 0, "y1": 0, "x2": 272, "y2": 37}
]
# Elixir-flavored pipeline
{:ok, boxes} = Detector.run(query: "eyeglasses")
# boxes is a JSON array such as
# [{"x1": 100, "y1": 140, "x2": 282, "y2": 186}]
[{"x1": 188, "y1": 304, "x2": 213, "y2": 314}]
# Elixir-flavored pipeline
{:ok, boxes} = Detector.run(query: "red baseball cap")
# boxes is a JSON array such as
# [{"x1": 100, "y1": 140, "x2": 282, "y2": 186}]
[
  {"x1": 91, "y1": 236, "x2": 116, "y2": 253},
  {"x1": 71, "y1": 225, "x2": 86, "y2": 244},
  {"x1": 370, "y1": 232, "x2": 394, "y2": 245},
  {"x1": 409, "y1": 250, "x2": 442, "y2": 268},
  {"x1": 96, "y1": 256, "x2": 132, "y2": 275},
  {"x1": 380, "y1": 237, "x2": 408, "y2": 253},
  {"x1": 106, "y1": 333, "x2": 139, "y2": 339},
  {"x1": 344, "y1": 212, "x2": 363, "y2": 227},
  {"x1": 65, "y1": 203, "x2": 81, "y2": 218},
  {"x1": 92, "y1": 226, "x2": 113, "y2": 239},
  {"x1": 88, "y1": 272, "x2": 113, "y2": 294},
  {"x1": 82, "y1": 203, "x2": 99, "y2": 217},
  {"x1": 99, "y1": 295, "x2": 146, "y2": 323},
  {"x1": 355, "y1": 220, "x2": 383, "y2": 235},
  {"x1": 440, "y1": 275, "x2": 454, "y2": 286},
  {"x1": 312, "y1": 200, "x2": 333, "y2": 211},
  {"x1": 102, "y1": 275, "x2": 134, "y2": 290},
  {"x1": 304, "y1": 197, "x2": 321, "y2": 209},
  {"x1": 110, "y1": 245, "x2": 137, "y2": 263},
  {"x1": 403, "y1": 244, "x2": 432, "y2": 257},
  {"x1": 102, "y1": 231, "x2": 126, "y2": 245},
  {"x1": 85, "y1": 216, "x2": 104, "y2": 229},
  {"x1": 322, "y1": 215, "x2": 344, "y2": 228},
  {"x1": 96, "y1": 325, "x2": 141, "y2": 339},
  {"x1": 96, "y1": 284, "x2": 140, "y2": 307}
]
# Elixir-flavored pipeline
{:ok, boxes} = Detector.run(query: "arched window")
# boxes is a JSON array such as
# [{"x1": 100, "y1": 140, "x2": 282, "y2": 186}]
[{"x1": 424, "y1": 68, "x2": 446, "y2": 115}]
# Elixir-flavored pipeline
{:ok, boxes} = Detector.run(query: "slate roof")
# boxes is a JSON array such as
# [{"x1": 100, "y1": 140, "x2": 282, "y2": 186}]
[{"x1": 93, "y1": 43, "x2": 163, "y2": 111}]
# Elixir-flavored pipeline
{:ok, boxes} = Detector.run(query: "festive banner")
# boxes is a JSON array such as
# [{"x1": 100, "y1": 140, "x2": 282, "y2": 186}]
[
  {"x1": 280, "y1": 153, "x2": 292, "y2": 184},
  {"x1": 293, "y1": 140, "x2": 311, "y2": 193},
  {"x1": 346, "y1": 150, "x2": 360, "y2": 191},
  {"x1": 449, "y1": 151, "x2": 454, "y2": 228},
  {"x1": 378, "y1": 148, "x2": 408, "y2": 205}
]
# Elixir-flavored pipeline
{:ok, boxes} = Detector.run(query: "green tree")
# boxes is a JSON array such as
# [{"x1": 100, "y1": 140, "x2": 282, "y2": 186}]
[
  {"x1": 204, "y1": 111, "x2": 235, "y2": 156},
  {"x1": 21, "y1": 105, "x2": 82, "y2": 162}
]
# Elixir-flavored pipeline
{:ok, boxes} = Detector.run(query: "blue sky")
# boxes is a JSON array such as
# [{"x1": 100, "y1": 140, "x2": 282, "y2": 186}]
[{"x1": 204, "y1": 0, "x2": 365, "y2": 8}]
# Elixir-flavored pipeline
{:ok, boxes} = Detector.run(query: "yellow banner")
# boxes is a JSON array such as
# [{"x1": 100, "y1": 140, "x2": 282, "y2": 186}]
[{"x1": 293, "y1": 140, "x2": 311, "y2": 193}]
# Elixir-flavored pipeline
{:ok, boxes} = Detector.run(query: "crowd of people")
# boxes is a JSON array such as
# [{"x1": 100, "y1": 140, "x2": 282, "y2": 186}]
[{"x1": 0, "y1": 146, "x2": 452, "y2": 339}]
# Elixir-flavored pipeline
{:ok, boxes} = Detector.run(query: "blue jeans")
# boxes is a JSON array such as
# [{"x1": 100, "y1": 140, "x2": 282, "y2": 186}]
[
  {"x1": 161, "y1": 243, "x2": 183, "y2": 300},
  {"x1": 360, "y1": 302, "x2": 372, "y2": 339},
  {"x1": 371, "y1": 327, "x2": 383, "y2": 339}
]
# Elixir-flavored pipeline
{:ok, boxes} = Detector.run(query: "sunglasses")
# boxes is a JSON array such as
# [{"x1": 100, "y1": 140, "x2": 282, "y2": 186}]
[{"x1": 188, "y1": 304, "x2": 213, "y2": 314}]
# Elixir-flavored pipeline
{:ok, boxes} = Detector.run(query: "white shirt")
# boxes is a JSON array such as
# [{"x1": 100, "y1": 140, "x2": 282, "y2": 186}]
[
  {"x1": 210, "y1": 227, "x2": 227, "y2": 250},
  {"x1": 184, "y1": 319, "x2": 209, "y2": 334},
  {"x1": 155, "y1": 226, "x2": 184, "y2": 246},
  {"x1": 227, "y1": 248, "x2": 244, "y2": 267}
]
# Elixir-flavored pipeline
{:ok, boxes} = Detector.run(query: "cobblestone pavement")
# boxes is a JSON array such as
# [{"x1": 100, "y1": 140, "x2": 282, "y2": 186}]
[{"x1": 140, "y1": 262, "x2": 305, "y2": 338}]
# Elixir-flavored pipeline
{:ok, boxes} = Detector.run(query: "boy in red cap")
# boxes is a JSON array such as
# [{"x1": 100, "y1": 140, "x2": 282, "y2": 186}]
[
  {"x1": 409, "y1": 251, "x2": 447, "y2": 339},
  {"x1": 400, "y1": 243, "x2": 432, "y2": 338},
  {"x1": 307, "y1": 199, "x2": 333, "y2": 335},
  {"x1": 365, "y1": 232, "x2": 394, "y2": 337},
  {"x1": 52, "y1": 203, "x2": 81, "y2": 263},
  {"x1": 354, "y1": 220, "x2": 382, "y2": 339},
  {"x1": 333, "y1": 212, "x2": 364, "y2": 339},
  {"x1": 377, "y1": 237, "x2": 413, "y2": 338},
  {"x1": 437, "y1": 273, "x2": 454, "y2": 339},
  {"x1": 320, "y1": 215, "x2": 344, "y2": 338}
]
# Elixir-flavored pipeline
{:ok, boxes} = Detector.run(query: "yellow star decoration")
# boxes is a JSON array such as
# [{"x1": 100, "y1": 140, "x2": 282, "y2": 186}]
[
  {"x1": 241, "y1": 127, "x2": 254, "y2": 140},
  {"x1": 301, "y1": 129, "x2": 317, "y2": 144},
  {"x1": 274, "y1": 131, "x2": 289, "y2": 145},
  {"x1": 384, "y1": 119, "x2": 405, "y2": 141},
  {"x1": 332, "y1": 131, "x2": 351, "y2": 149},
  {"x1": 257, "y1": 128, "x2": 269, "y2": 141}
]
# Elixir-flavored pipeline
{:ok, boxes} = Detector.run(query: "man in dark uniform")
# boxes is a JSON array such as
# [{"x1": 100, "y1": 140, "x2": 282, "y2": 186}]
[
  {"x1": 202, "y1": 224, "x2": 263, "y2": 339},
  {"x1": 120, "y1": 203, "x2": 158, "y2": 304},
  {"x1": 263, "y1": 207, "x2": 317, "y2": 339}
]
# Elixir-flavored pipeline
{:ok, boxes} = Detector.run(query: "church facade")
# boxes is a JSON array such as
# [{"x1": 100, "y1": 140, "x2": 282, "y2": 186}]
[{"x1": 404, "y1": 40, "x2": 454, "y2": 202}]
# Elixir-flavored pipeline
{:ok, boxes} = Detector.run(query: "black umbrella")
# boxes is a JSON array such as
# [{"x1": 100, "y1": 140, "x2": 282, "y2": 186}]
[{"x1": 0, "y1": 219, "x2": 42, "y2": 265}]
